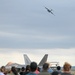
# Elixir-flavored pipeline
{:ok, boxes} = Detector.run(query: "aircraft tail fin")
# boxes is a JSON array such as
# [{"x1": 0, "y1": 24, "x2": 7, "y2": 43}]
[
  {"x1": 24, "y1": 54, "x2": 31, "y2": 65},
  {"x1": 38, "y1": 54, "x2": 48, "y2": 66}
]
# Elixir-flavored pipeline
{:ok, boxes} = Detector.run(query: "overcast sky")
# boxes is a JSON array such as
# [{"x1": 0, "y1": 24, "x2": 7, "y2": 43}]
[{"x1": 0, "y1": 0, "x2": 75, "y2": 67}]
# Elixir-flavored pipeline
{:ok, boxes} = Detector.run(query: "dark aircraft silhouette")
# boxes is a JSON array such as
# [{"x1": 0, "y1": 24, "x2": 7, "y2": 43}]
[{"x1": 45, "y1": 7, "x2": 55, "y2": 15}]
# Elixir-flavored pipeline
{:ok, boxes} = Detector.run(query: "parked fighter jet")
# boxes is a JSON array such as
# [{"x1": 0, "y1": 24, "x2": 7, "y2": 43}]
[
  {"x1": 24, "y1": 54, "x2": 48, "y2": 67},
  {"x1": 45, "y1": 7, "x2": 55, "y2": 15}
]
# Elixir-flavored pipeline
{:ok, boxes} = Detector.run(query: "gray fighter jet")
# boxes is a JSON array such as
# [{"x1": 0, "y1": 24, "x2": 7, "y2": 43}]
[{"x1": 45, "y1": 7, "x2": 55, "y2": 15}]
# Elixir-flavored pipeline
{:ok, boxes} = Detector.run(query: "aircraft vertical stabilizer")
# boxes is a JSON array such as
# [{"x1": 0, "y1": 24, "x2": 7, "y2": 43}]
[
  {"x1": 24, "y1": 54, "x2": 31, "y2": 65},
  {"x1": 38, "y1": 54, "x2": 48, "y2": 66}
]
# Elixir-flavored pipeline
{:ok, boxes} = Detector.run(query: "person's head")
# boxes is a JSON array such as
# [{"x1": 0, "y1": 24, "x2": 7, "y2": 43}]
[
  {"x1": 26, "y1": 65, "x2": 30, "y2": 72},
  {"x1": 43, "y1": 63, "x2": 49, "y2": 70},
  {"x1": 21, "y1": 67, "x2": 25, "y2": 71},
  {"x1": 1, "y1": 66, "x2": 6, "y2": 73},
  {"x1": 57, "y1": 66, "x2": 61, "y2": 70},
  {"x1": 11, "y1": 66, "x2": 16, "y2": 71},
  {"x1": 63, "y1": 62, "x2": 71, "y2": 71},
  {"x1": 11, "y1": 66, "x2": 18, "y2": 75},
  {"x1": 30, "y1": 62, "x2": 37, "y2": 72},
  {"x1": 52, "y1": 71, "x2": 59, "y2": 75}
]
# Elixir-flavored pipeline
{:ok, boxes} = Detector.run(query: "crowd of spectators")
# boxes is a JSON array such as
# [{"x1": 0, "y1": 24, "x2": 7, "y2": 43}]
[{"x1": 0, "y1": 62, "x2": 74, "y2": 75}]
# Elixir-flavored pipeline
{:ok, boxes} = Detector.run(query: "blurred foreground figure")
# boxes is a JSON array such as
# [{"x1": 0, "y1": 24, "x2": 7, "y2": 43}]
[
  {"x1": 52, "y1": 71, "x2": 59, "y2": 75},
  {"x1": 20, "y1": 67, "x2": 25, "y2": 75},
  {"x1": 0, "y1": 66, "x2": 5, "y2": 75},
  {"x1": 27, "y1": 62, "x2": 37, "y2": 75},
  {"x1": 61, "y1": 62, "x2": 72, "y2": 75},
  {"x1": 56, "y1": 66, "x2": 62, "y2": 74},
  {"x1": 0, "y1": 66, "x2": 6, "y2": 75},
  {"x1": 38, "y1": 63, "x2": 51, "y2": 75},
  {"x1": 24, "y1": 65, "x2": 30, "y2": 75}
]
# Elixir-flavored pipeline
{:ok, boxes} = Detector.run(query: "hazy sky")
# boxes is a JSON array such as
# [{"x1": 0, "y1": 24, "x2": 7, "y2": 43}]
[{"x1": 0, "y1": 0, "x2": 75, "y2": 67}]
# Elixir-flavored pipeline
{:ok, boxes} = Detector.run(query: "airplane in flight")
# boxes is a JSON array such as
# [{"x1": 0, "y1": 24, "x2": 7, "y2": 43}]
[
  {"x1": 45, "y1": 7, "x2": 55, "y2": 15},
  {"x1": 23, "y1": 54, "x2": 48, "y2": 67}
]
